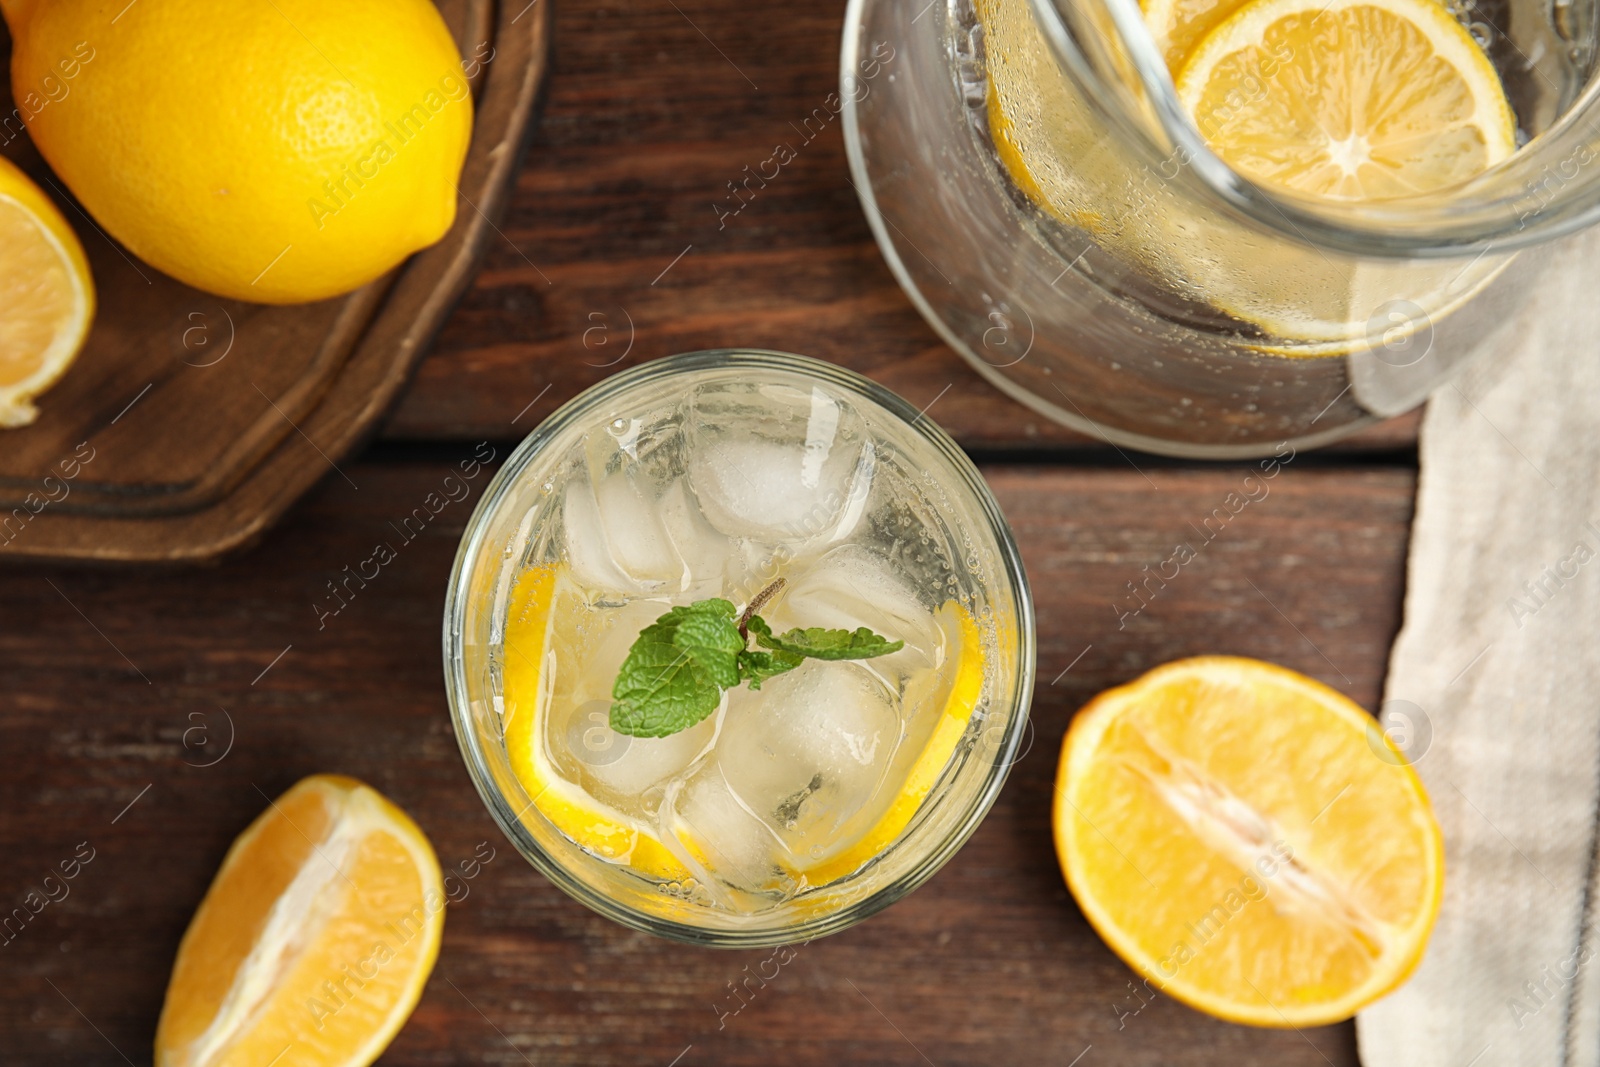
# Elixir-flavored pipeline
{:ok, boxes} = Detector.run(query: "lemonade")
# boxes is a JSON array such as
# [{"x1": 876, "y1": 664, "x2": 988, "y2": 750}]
[{"x1": 446, "y1": 352, "x2": 1033, "y2": 941}]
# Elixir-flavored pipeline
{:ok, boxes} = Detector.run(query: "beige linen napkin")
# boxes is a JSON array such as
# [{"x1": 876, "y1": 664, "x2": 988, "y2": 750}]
[{"x1": 1358, "y1": 229, "x2": 1600, "y2": 1067}]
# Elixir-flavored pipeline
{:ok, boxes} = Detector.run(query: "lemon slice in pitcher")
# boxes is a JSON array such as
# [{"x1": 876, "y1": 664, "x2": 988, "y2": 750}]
[
  {"x1": 1176, "y1": 0, "x2": 1516, "y2": 199},
  {"x1": 1143, "y1": 0, "x2": 1253, "y2": 74}
]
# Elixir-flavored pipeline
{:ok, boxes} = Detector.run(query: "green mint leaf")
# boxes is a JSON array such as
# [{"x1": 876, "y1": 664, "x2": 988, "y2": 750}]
[
  {"x1": 668, "y1": 601, "x2": 744, "y2": 687},
  {"x1": 748, "y1": 615, "x2": 905, "y2": 661},
  {"x1": 737, "y1": 647, "x2": 804, "y2": 690},
  {"x1": 610, "y1": 600, "x2": 743, "y2": 737},
  {"x1": 607, "y1": 588, "x2": 904, "y2": 738}
]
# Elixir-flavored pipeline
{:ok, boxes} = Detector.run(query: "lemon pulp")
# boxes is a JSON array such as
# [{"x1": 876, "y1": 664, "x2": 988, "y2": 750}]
[
  {"x1": 1054, "y1": 657, "x2": 1443, "y2": 1027},
  {"x1": 0, "y1": 155, "x2": 93, "y2": 427},
  {"x1": 155, "y1": 775, "x2": 443, "y2": 1067},
  {"x1": 1176, "y1": 0, "x2": 1517, "y2": 199}
]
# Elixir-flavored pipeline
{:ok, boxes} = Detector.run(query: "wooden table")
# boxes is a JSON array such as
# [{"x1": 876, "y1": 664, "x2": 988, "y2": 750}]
[{"x1": 3, "y1": 1, "x2": 1417, "y2": 1063}]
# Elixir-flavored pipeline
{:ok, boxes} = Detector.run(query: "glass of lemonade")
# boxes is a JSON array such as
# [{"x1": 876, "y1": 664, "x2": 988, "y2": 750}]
[
  {"x1": 444, "y1": 350, "x2": 1035, "y2": 945},
  {"x1": 844, "y1": 0, "x2": 1600, "y2": 456}
]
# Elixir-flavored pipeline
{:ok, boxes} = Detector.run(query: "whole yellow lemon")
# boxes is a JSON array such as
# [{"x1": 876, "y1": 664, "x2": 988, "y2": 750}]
[{"x1": 3, "y1": 0, "x2": 473, "y2": 304}]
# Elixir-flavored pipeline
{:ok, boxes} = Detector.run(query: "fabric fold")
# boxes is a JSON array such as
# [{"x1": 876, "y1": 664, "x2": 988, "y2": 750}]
[{"x1": 1358, "y1": 231, "x2": 1600, "y2": 1067}]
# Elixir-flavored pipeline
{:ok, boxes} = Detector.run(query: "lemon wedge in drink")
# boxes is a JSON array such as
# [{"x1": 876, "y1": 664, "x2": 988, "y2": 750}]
[
  {"x1": 502, "y1": 565, "x2": 692, "y2": 881},
  {"x1": 1054, "y1": 657, "x2": 1443, "y2": 1027},
  {"x1": 1176, "y1": 0, "x2": 1516, "y2": 199}
]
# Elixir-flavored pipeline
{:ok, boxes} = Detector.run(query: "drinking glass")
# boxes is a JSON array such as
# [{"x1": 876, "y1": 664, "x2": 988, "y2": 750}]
[{"x1": 444, "y1": 350, "x2": 1035, "y2": 946}]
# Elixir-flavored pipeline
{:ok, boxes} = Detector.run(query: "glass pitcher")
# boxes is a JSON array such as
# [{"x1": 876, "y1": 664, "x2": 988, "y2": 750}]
[{"x1": 841, "y1": 0, "x2": 1600, "y2": 457}]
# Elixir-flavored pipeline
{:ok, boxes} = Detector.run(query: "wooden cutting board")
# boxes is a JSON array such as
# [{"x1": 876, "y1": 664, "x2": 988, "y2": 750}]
[{"x1": 0, "y1": 0, "x2": 551, "y2": 563}]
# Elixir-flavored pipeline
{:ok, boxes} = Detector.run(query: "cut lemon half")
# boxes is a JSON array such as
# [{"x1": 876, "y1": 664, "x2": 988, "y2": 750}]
[
  {"x1": 1054, "y1": 656, "x2": 1442, "y2": 1027},
  {"x1": 799, "y1": 601, "x2": 988, "y2": 886},
  {"x1": 502, "y1": 564, "x2": 692, "y2": 882},
  {"x1": 155, "y1": 775, "x2": 443, "y2": 1067},
  {"x1": 0, "y1": 155, "x2": 94, "y2": 428},
  {"x1": 1176, "y1": 0, "x2": 1516, "y2": 199}
]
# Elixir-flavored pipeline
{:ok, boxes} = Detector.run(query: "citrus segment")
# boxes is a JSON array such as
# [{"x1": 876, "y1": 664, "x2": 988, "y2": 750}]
[
  {"x1": 800, "y1": 602, "x2": 986, "y2": 885},
  {"x1": 1054, "y1": 656, "x2": 1442, "y2": 1027},
  {"x1": 501, "y1": 565, "x2": 691, "y2": 881},
  {"x1": 1176, "y1": 0, "x2": 1516, "y2": 199},
  {"x1": 0, "y1": 155, "x2": 93, "y2": 427},
  {"x1": 155, "y1": 775, "x2": 443, "y2": 1067}
]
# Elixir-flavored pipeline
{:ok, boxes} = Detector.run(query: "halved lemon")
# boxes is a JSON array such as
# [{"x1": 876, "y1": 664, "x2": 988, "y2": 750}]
[
  {"x1": 799, "y1": 601, "x2": 988, "y2": 886},
  {"x1": 1054, "y1": 656, "x2": 1442, "y2": 1027},
  {"x1": 1176, "y1": 0, "x2": 1516, "y2": 199},
  {"x1": 501, "y1": 564, "x2": 691, "y2": 881},
  {"x1": 0, "y1": 155, "x2": 94, "y2": 427},
  {"x1": 155, "y1": 775, "x2": 443, "y2": 1067}
]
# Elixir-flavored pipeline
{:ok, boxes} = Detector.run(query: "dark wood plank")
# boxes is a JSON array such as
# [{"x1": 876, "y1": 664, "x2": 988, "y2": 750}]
[
  {"x1": 0, "y1": 458, "x2": 1411, "y2": 1065},
  {"x1": 383, "y1": 0, "x2": 1420, "y2": 455}
]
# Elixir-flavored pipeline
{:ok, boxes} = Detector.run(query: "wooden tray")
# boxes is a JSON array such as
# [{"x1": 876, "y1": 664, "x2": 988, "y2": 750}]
[{"x1": 0, "y1": 0, "x2": 551, "y2": 563}]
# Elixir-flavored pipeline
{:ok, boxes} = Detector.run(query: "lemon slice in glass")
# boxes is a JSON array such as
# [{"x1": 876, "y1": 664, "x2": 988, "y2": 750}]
[
  {"x1": 798, "y1": 602, "x2": 987, "y2": 886},
  {"x1": 502, "y1": 565, "x2": 692, "y2": 882},
  {"x1": 1143, "y1": 0, "x2": 1253, "y2": 75}
]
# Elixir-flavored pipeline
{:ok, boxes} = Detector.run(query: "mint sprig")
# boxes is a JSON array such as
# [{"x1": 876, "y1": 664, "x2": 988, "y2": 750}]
[
  {"x1": 746, "y1": 616, "x2": 904, "y2": 661},
  {"x1": 609, "y1": 579, "x2": 904, "y2": 738},
  {"x1": 734, "y1": 647, "x2": 804, "y2": 690}
]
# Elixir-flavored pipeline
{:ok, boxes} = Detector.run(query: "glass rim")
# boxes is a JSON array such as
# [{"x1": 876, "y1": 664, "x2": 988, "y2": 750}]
[{"x1": 442, "y1": 349, "x2": 1038, "y2": 947}]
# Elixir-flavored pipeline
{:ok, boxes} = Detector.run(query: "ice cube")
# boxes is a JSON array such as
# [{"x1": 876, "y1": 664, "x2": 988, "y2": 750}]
[
  {"x1": 544, "y1": 598, "x2": 716, "y2": 802},
  {"x1": 717, "y1": 660, "x2": 900, "y2": 861},
  {"x1": 564, "y1": 473, "x2": 692, "y2": 593},
  {"x1": 767, "y1": 543, "x2": 943, "y2": 669},
  {"x1": 658, "y1": 478, "x2": 735, "y2": 598},
  {"x1": 566, "y1": 699, "x2": 716, "y2": 800},
  {"x1": 685, "y1": 381, "x2": 874, "y2": 544},
  {"x1": 722, "y1": 539, "x2": 787, "y2": 609},
  {"x1": 595, "y1": 475, "x2": 681, "y2": 579},
  {"x1": 661, "y1": 762, "x2": 793, "y2": 899}
]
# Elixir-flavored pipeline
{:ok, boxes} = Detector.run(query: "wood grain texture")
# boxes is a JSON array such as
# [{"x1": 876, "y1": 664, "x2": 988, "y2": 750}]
[
  {"x1": 384, "y1": 0, "x2": 1422, "y2": 454},
  {"x1": 0, "y1": 458, "x2": 1413, "y2": 1065}
]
